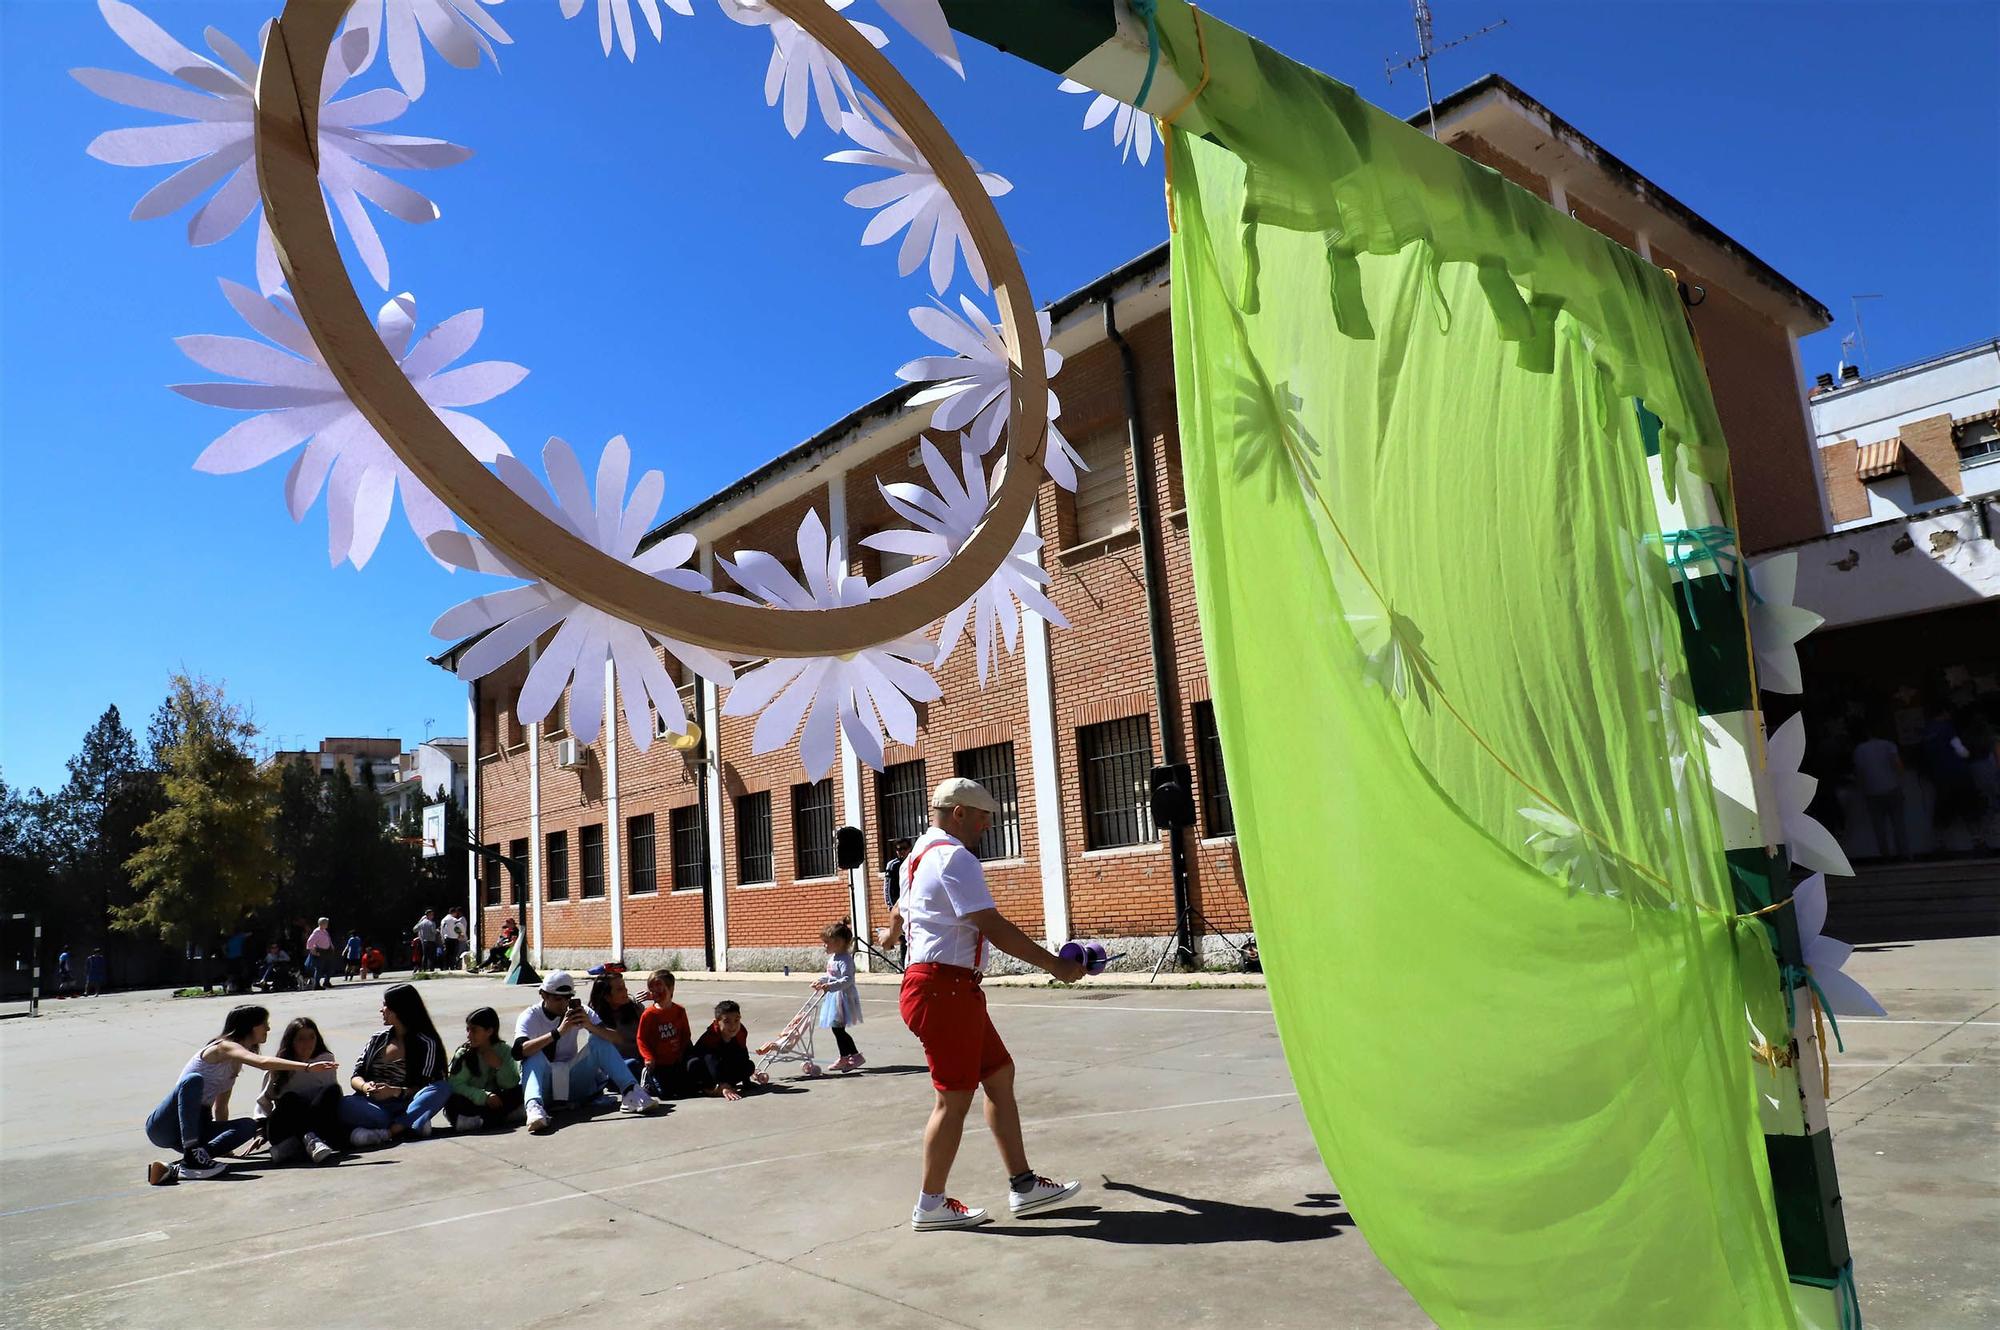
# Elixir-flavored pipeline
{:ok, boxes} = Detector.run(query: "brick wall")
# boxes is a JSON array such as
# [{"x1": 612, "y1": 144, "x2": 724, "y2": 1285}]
[
  {"x1": 1898, "y1": 413, "x2": 1962, "y2": 505},
  {"x1": 1820, "y1": 440, "x2": 1869, "y2": 524}
]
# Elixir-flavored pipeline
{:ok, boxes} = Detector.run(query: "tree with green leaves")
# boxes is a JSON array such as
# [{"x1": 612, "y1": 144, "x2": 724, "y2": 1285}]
[
  {"x1": 120, "y1": 675, "x2": 276, "y2": 949},
  {"x1": 54, "y1": 705, "x2": 155, "y2": 941}
]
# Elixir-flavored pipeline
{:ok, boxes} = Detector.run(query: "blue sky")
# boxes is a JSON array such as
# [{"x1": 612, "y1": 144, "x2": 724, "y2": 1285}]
[{"x1": 3, "y1": 0, "x2": 1995, "y2": 792}]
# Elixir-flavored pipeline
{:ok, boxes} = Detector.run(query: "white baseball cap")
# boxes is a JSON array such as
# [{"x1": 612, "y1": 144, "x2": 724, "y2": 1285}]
[
  {"x1": 931, "y1": 777, "x2": 999, "y2": 814},
  {"x1": 539, "y1": 970, "x2": 576, "y2": 998}
]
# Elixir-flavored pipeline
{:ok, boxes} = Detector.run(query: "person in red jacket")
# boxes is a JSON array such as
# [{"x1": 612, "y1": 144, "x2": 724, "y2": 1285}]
[{"x1": 637, "y1": 970, "x2": 711, "y2": 1099}]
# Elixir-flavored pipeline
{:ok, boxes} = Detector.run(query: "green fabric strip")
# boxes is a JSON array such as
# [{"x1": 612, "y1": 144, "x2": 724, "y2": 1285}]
[{"x1": 1169, "y1": 124, "x2": 1796, "y2": 1327}]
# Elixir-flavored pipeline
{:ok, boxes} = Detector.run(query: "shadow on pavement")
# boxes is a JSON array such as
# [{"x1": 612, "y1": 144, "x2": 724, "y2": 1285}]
[{"x1": 982, "y1": 1179, "x2": 1355, "y2": 1245}]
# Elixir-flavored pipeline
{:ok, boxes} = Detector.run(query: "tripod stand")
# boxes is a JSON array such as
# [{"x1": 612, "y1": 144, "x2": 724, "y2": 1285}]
[{"x1": 1148, "y1": 900, "x2": 1258, "y2": 982}]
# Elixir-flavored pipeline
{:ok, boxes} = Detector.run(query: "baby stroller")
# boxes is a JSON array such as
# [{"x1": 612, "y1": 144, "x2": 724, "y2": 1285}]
[{"x1": 756, "y1": 986, "x2": 826, "y2": 1080}]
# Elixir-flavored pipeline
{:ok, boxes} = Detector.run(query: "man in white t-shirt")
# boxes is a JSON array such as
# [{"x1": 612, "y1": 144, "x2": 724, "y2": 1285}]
[
  {"x1": 881, "y1": 778, "x2": 1087, "y2": 1231},
  {"x1": 439, "y1": 907, "x2": 468, "y2": 969}
]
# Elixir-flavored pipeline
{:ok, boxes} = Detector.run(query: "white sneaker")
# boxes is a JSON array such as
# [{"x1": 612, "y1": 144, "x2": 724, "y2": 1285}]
[
  {"x1": 304, "y1": 1132, "x2": 336, "y2": 1165},
  {"x1": 347, "y1": 1127, "x2": 392, "y2": 1149},
  {"x1": 912, "y1": 1198, "x2": 990, "y2": 1231},
  {"x1": 618, "y1": 1086, "x2": 654, "y2": 1115},
  {"x1": 410, "y1": 1116, "x2": 433, "y2": 1139},
  {"x1": 455, "y1": 1115, "x2": 485, "y2": 1133},
  {"x1": 526, "y1": 1103, "x2": 553, "y2": 1134},
  {"x1": 1008, "y1": 1175, "x2": 1082, "y2": 1216}
]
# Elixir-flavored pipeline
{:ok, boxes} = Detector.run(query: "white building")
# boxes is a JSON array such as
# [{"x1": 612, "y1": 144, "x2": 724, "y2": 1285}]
[{"x1": 383, "y1": 739, "x2": 469, "y2": 825}]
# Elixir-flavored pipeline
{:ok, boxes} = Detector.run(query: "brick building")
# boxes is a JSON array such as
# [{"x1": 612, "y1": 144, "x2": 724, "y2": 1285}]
[{"x1": 438, "y1": 76, "x2": 1835, "y2": 972}]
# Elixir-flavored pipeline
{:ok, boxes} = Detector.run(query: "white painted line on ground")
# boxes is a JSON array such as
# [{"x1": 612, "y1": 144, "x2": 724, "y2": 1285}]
[
  {"x1": 54, "y1": 1230, "x2": 169, "y2": 1261},
  {"x1": 858, "y1": 997, "x2": 1269, "y2": 1016},
  {"x1": 1841, "y1": 1018, "x2": 2000, "y2": 1028},
  {"x1": 37, "y1": 1089, "x2": 1298, "y2": 1306},
  {"x1": 1829, "y1": 1062, "x2": 1989, "y2": 1069}
]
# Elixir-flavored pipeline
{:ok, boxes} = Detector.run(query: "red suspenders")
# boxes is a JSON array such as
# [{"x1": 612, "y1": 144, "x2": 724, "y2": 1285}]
[{"x1": 906, "y1": 840, "x2": 985, "y2": 970}]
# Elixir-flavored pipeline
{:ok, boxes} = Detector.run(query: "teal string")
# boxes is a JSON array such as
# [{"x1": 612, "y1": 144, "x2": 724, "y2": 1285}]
[
  {"x1": 1131, "y1": 0, "x2": 1161, "y2": 108},
  {"x1": 1648, "y1": 524, "x2": 1758, "y2": 629},
  {"x1": 1781, "y1": 962, "x2": 1846, "y2": 1052},
  {"x1": 1796, "y1": 1263, "x2": 1864, "y2": 1330}
]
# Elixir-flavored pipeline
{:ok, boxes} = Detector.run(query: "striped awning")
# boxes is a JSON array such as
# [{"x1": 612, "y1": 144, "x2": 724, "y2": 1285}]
[{"x1": 1855, "y1": 438, "x2": 1907, "y2": 481}]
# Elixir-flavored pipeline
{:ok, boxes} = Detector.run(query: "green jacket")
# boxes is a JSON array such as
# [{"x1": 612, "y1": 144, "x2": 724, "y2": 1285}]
[{"x1": 447, "y1": 1041, "x2": 521, "y2": 1102}]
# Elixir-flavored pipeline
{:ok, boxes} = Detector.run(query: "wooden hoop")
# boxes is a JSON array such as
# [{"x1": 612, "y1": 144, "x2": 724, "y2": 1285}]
[{"x1": 253, "y1": 0, "x2": 1048, "y2": 658}]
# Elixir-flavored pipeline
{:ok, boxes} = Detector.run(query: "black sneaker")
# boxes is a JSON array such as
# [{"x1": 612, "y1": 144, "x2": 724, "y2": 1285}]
[{"x1": 178, "y1": 1146, "x2": 228, "y2": 1180}]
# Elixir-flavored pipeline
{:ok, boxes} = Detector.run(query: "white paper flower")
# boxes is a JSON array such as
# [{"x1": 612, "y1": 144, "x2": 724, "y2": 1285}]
[
  {"x1": 720, "y1": 0, "x2": 887, "y2": 138},
  {"x1": 720, "y1": 511, "x2": 941, "y2": 780},
  {"x1": 561, "y1": 0, "x2": 692, "y2": 62},
  {"x1": 346, "y1": 0, "x2": 511, "y2": 98},
  {"x1": 1233, "y1": 371, "x2": 1321, "y2": 500},
  {"x1": 428, "y1": 435, "x2": 736, "y2": 749},
  {"x1": 1344, "y1": 603, "x2": 1440, "y2": 710},
  {"x1": 828, "y1": 100, "x2": 1011, "y2": 293},
  {"x1": 173, "y1": 281, "x2": 525, "y2": 568},
  {"x1": 863, "y1": 440, "x2": 1068, "y2": 685},
  {"x1": 73, "y1": 1, "x2": 471, "y2": 295},
  {"x1": 875, "y1": 0, "x2": 960, "y2": 73},
  {"x1": 896, "y1": 296, "x2": 1081, "y2": 488},
  {"x1": 1763, "y1": 714, "x2": 1854, "y2": 878},
  {"x1": 1519, "y1": 805, "x2": 1618, "y2": 899},
  {"x1": 1749, "y1": 553, "x2": 1823, "y2": 696},
  {"x1": 1058, "y1": 78, "x2": 1157, "y2": 165},
  {"x1": 1792, "y1": 873, "x2": 1887, "y2": 1017}
]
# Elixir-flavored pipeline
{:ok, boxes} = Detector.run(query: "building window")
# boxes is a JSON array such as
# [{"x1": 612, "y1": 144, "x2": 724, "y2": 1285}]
[
  {"x1": 671, "y1": 800, "x2": 708, "y2": 891},
  {"x1": 478, "y1": 696, "x2": 499, "y2": 756},
  {"x1": 1956, "y1": 418, "x2": 2000, "y2": 465},
  {"x1": 545, "y1": 830, "x2": 569, "y2": 901},
  {"x1": 1079, "y1": 715, "x2": 1155, "y2": 849},
  {"x1": 483, "y1": 843, "x2": 503, "y2": 906},
  {"x1": 877, "y1": 759, "x2": 929, "y2": 861},
  {"x1": 580, "y1": 824, "x2": 605, "y2": 898},
  {"x1": 1192, "y1": 702, "x2": 1234, "y2": 837},
  {"x1": 792, "y1": 778, "x2": 836, "y2": 879},
  {"x1": 506, "y1": 838, "x2": 528, "y2": 906},
  {"x1": 737, "y1": 791, "x2": 773, "y2": 884},
  {"x1": 1070, "y1": 427, "x2": 1134, "y2": 545},
  {"x1": 954, "y1": 743, "x2": 1021, "y2": 860},
  {"x1": 545, "y1": 693, "x2": 567, "y2": 738},
  {"x1": 627, "y1": 813, "x2": 656, "y2": 896}
]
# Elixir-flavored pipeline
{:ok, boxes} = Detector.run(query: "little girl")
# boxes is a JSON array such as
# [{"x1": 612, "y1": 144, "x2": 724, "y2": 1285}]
[{"x1": 813, "y1": 921, "x2": 864, "y2": 1072}]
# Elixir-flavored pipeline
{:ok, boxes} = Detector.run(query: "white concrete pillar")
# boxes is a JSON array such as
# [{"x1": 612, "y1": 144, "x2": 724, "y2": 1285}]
[
  {"x1": 465, "y1": 681, "x2": 480, "y2": 952},
  {"x1": 700, "y1": 547, "x2": 729, "y2": 972},
  {"x1": 828, "y1": 473, "x2": 873, "y2": 970},
  {"x1": 528, "y1": 642, "x2": 543, "y2": 964},
  {"x1": 605, "y1": 656, "x2": 623, "y2": 962},
  {"x1": 1022, "y1": 505, "x2": 1070, "y2": 945}
]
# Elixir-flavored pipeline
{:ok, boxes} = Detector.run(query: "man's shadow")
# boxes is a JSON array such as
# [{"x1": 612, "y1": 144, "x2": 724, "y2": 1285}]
[{"x1": 983, "y1": 1180, "x2": 1354, "y2": 1245}]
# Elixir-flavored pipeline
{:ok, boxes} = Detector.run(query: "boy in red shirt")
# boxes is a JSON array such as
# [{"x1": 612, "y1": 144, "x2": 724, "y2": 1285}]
[
  {"x1": 637, "y1": 970, "x2": 710, "y2": 1099},
  {"x1": 698, "y1": 1000, "x2": 766, "y2": 1101}
]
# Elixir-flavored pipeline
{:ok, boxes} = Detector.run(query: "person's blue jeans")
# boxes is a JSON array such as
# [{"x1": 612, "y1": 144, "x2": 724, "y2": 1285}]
[
  {"x1": 338, "y1": 1081, "x2": 451, "y2": 1135},
  {"x1": 521, "y1": 1039, "x2": 635, "y2": 1109},
  {"x1": 145, "y1": 1071, "x2": 257, "y2": 1155}
]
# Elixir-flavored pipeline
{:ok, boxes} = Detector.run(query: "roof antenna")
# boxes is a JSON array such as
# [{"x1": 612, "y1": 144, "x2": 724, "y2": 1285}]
[
  {"x1": 1849, "y1": 293, "x2": 1884, "y2": 375},
  {"x1": 1386, "y1": 0, "x2": 1509, "y2": 138}
]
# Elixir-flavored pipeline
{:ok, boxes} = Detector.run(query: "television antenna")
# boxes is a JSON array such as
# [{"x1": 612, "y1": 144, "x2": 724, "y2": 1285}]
[
  {"x1": 1850, "y1": 293, "x2": 1884, "y2": 375},
  {"x1": 1386, "y1": 1, "x2": 1508, "y2": 138}
]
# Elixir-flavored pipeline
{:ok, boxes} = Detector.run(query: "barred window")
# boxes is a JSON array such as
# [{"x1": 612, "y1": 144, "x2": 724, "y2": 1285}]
[
  {"x1": 580, "y1": 823, "x2": 605, "y2": 898},
  {"x1": 506, "y1": 838, "x2": 527, "y2": 906},
  {"x1": 954, "y1": 743, "x2": 1021, "y2": 860},
  {"x1": 627, "y1": 813, "x2": 657, "y2": 895},
  {"x1": 671, "y1": 800, "x2": 708, "y2": 891},
  {"x1": 1079, "y1": 715, "x2": 1155, "y2": 849},
  {"x1": 1192, "y1": 701, "x2": 1234, "y2": 837},
  {"x1": 876, "y1": 759, "x2": 929, "y2": 861},
  {"x1": 737, "y1": 791, "x2": 773, "y2": 884},
  {"x1": 483, "y1": 843, "x2": 503, "y2": 906},
  {"x1": 545, "y1": 830, "x2": 569, "y2": 900},
  {"x1": 792, "y1": 779, "x2": 836, "y2": 878}
]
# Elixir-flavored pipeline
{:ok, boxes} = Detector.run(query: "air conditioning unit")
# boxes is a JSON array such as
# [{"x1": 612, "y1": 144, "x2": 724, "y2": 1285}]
[{"x1": 555, "y1": 737, "x2": 586, "y2": 770}]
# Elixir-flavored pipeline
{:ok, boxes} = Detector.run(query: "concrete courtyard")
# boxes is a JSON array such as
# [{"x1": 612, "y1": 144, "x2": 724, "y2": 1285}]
[{"x1": 2, "y1": 937, "x2": 1993, "y2": 1329}]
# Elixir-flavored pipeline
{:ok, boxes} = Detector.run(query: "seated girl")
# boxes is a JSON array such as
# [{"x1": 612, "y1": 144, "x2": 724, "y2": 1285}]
[
  {"x1": 587, "y1": 971, "x2": 644, "y2": 1079},
  {"x1": 145, "y1": 1004, "x2": 336, "y2": 1184},
  {"x1": 445, "y1": 1006, "x2": 524, "y2": 1131},
  {"x1": 257, "y1": 1016, "x2": 343, "y2": 1165},
  {"x1": 338, "y1": 983, "x2": 450, "y2": 1147}
]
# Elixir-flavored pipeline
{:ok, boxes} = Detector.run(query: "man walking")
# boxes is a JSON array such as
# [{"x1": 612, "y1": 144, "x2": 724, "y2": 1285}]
[
  {"x1": 439, "y1": 906, "x2": 468, "y2": 970},
  {"x1": 412, "y1": 910, "x2": 440, "y2": 971},
  {"x1": 880, "y1": 778, "x2": 1086, "y2": 1231}
]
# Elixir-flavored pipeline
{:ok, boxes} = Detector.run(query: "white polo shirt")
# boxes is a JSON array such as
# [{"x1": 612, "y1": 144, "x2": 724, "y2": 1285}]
[{"x1": 901, "y1": 828, "x2": 996, "y2": 971}]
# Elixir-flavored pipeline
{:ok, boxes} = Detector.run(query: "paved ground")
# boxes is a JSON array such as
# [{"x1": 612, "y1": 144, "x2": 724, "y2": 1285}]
[{"x1": 1, "y1": 938, "x2": 1992, "y2": 1329}]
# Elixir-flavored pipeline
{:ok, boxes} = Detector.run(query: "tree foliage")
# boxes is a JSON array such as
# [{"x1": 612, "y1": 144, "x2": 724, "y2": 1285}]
[{"x1": 119, "y1": 675, "x2": 277, "y2": 947}]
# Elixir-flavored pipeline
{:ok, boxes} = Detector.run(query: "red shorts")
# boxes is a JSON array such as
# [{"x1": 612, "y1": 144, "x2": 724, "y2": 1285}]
[{"x1": 900, "y1": 963, "x2": 1011, "y2": 1093}]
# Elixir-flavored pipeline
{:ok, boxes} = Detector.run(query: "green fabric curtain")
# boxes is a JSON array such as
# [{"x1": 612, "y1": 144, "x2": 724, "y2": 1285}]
[{"x1": 1160, "y1": 17, "x2": 1797, "y2": 1325}]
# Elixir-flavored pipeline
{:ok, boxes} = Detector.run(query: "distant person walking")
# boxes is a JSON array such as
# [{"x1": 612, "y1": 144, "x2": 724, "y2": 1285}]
[
  {"x1": 55, "y1": 946, "x2": 75, "y2": 998},
  {"x1": 413, "y1": 910, "x2": 441, "y2": 971},
  {"x1": 343, "y1": 929, "x2": 364, "y2": 981},
  {"x1": 84, "y1": 948, "x2": 108, "y2": 997},
  {"x1": 1851, "y1": 720, "x2": 1906, "y2": 860},
  {"x1": 440, "y1": 906, "x2": 468, "y2": 970},
  {"x1": 305, "y1": 917, "x2": 335, "y2": 990}
]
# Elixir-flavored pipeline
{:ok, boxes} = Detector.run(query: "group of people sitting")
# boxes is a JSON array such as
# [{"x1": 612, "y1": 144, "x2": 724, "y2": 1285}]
[{"x1": 143, "y1": 922, "x2": 867, "y2": 1183}]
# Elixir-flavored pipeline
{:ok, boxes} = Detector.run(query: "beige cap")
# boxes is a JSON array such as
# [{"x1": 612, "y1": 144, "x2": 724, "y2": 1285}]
[{"x1": 931, "y1": 777, "x2": 999, "y2": 814}]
